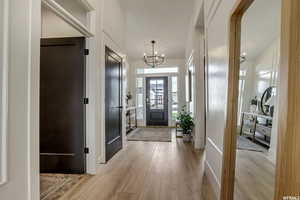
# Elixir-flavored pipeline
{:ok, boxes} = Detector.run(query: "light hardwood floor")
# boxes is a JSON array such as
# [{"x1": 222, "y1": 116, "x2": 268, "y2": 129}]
[
  {"x1": 60, "y1": 132, "x2": 205, "y2": 200},
  {"x1": 234, "y1": 150, "x2": 275, "y2": 200},
  {"x1": 202, "y1": 149, "x2": 275, "y2": 200},
  {"x1": 58, "y1": 132, "x2": 275, "y2": 200}
]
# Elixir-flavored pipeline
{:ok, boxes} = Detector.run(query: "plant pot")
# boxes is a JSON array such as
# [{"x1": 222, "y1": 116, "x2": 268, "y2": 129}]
[{"x1": 182, "y1": 132, "x2": 191, "y2": 142}]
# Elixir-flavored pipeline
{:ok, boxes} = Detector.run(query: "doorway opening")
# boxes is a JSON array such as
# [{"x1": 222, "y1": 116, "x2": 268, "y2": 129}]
[
  {"x1": 146, "y1": 77, "x2": 169, "y2": 126},
  {"x1": 105, "y1": 47, "x2": 123, "y2": 162},
  {"x1": 132, "y1": 67, "x2": 179, "y2": 128},
  {"x1": 40, "y1": 37, "x2": 87, "y2": 174},
  {"x1": 126, "y1": 67, "x2": 180, "y2": 143},
  {"x1": 39, "y1": 0, "x2": 95, "y2": 199}
]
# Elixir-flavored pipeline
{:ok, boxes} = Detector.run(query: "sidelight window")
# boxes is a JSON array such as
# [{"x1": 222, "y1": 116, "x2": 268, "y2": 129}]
[
  {"x1": 171, "y1": 76, "x2": 178, "y2": 121},
  {"x1": 136, "y1": 77, "x2": 144, "y2": 120}
]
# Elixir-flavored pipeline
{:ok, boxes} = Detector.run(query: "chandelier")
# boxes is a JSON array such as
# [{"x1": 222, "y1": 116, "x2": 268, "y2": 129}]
[{"x1": 143, "y1": 40, "x2": 165, "y2": 68}]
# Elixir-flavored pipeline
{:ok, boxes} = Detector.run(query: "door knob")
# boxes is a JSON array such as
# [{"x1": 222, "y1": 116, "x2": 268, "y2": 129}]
[{"x1": 113, "y1": 106, "x2": 123, "y2": 109}]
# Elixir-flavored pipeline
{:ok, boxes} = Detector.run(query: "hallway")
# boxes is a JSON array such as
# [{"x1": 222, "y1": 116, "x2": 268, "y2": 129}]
[
  {"x1": 60, "y1": 132, "x2": 205, "y2": 200},
  {"x1": 4, "y1": 0, "x2": 300, "y2": 199}
]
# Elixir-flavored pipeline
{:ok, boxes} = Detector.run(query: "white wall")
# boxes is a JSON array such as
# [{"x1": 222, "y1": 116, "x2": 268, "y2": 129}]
[
  {"x1": 204, "y1": 0, "x2": 236, "y2": 198},
  {"x1": 41, "y1": 6, "x2": 83, "y2": 38},
  {"x1": 185, "y1": 0, "x2": 205, "y2": 150},
  {"x1": 41, "y1": 0, "x2": 97, "y2": 38},
  {"x1": 240, "y1": 60, "x2": 255, "y2": 114},
  {"x1": 0, "y1": 0, "x2": 41, "y2": 199},
  {"x1": 53, "y1": 0, "x2": 88, "y2": 24},
  {"x1": 251, "y1": 39, "x2": 280, "y2": 98},
  {"x1": 103, "y1": 0, "x2": 126, "y2": 51},
  {"x1": 85, "y1": 0, "x2": 102, "y2": 173}
]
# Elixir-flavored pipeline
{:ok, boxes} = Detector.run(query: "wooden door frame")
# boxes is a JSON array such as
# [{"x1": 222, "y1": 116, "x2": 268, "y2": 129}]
[{"x1": 221, "y1": 0, "x2": 300, "y2": 199}]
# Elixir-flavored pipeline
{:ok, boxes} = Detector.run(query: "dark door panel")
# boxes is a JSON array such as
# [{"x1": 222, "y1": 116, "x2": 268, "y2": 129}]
[
  {"x1": 40, "y1": 37, "x2": 86, "y2": 174},
  {"x1": 105, "y1": 47, "x2": 123, "y2": 162},
  {"x1": 146, "y1": 77, "x2": 169, "y2": 126}
]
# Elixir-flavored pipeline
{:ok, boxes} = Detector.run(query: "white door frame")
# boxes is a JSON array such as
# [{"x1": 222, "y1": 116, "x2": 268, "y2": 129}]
[
  {"x1": 0, "y1": 0, "x2": 9, "y2": 186},
  {"x1": 41, "y1": 0, "x2": 94, "y2": 37},
  {"x1": 2, "y1": 0, "x2": 41, "y2": 199},
  {"x1": 99, "y1": 32, "x2": 127, "y2": 164},
  {"x1": 41, "y1": 0, "x2": 97, "y2": 174},
  {"x1": 136, "y1": 72, "x2": 179, "y2": 127}
]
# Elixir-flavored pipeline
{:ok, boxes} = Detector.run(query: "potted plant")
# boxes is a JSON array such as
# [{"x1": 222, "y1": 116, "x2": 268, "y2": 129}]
[{"x1": 177, "y1": 106, "x2": 194, "y2": 142}]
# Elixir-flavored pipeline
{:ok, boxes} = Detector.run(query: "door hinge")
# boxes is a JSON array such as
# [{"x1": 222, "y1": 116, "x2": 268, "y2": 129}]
[
  {"x1": 84, "y1": 98, "x2": 89, "y2": 104},
  {"x1": 84, "y1": 49, "x2": 89, "y2": 55},
  {"x1": 84, "y1": 147, "x2": 89, "y2": 154}
]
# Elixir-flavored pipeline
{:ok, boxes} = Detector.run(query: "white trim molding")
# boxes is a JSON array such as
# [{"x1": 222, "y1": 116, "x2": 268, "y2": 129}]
[
  {"x1": 42, "y1": 0, "x2": 94, "y2": 37},
  {"x1": 0, "y1": 0, "x2": 9, "y2": 186},
  {"x1": 205, "y1": 160, "x2": 221, "y2": 198},
  {"x1": 76, "y1": 0, "x2": 95, "y2": 12},
  {"x1": 98, "y1": 33, "x2": 127, "y2": 164},
  {"x1": 42, "y1": 0, "x2": 97, "y2": 174}
]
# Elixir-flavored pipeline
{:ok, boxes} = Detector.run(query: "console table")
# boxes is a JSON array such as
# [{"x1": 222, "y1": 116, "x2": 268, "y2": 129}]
[
  {"x1": 240, "y1": 112, "x2": 272, "y2": 147},
  {"x1": 126, "y1": 107, "x2": 137, "y2": 134}
]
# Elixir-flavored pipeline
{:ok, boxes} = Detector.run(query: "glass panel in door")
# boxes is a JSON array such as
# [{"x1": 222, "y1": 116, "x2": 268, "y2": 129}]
[
  {"x1": 150, "y1": 79, "x2": 165, "y2": 110},
  {"x1": 146, "y1": 77, "x2": 168, "y2": 126}
]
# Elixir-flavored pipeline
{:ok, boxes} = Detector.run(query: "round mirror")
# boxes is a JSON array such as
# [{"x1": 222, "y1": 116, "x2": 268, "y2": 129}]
[{"x1": 260, "y1": 86, "x2": 276, "y2": 116}]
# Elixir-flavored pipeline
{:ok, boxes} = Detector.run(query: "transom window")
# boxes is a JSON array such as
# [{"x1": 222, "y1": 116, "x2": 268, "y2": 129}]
[{"x1": 137, "y1": 67, "x2": 178, "y2": 75}]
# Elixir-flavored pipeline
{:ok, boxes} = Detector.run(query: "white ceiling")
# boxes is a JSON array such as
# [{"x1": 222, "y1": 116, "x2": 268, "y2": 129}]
[
  {"x1": 120, "y1": 0, "x2": 195, "y2": 60},
  {"x1": 241, "y1": 0, "x2": 281, "y2": 60}
]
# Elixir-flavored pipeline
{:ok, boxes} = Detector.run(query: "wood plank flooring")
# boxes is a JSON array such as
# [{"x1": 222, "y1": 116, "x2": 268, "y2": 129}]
[
  {"x1": 234, "y1": 150, "x2": 275, "y2": 200},
  {"x1": 202, "y1": 150, "x2": 275, "y2": 200},
  {"x1": 60, "y1": 132, "x2": 205, "y2": 200},
  {"x1": 57, "y1": 131, "x2": 275, "y2": 200}
]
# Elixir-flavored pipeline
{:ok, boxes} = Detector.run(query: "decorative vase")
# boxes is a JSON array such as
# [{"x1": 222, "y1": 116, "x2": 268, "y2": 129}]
[{"x1": 250, "y1": 105, "x2": 257, "y2": 113}]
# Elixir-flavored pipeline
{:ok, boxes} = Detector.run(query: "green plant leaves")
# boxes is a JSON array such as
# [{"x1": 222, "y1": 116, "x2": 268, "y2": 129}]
[{"x1": 177, "y1": 106, "x2": 194, "y2": 133}]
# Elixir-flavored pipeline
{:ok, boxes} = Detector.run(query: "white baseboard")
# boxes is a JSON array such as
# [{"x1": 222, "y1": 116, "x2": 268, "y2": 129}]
[{"x1": 205, "y1": 161, "x2": 220, "y2": 200}]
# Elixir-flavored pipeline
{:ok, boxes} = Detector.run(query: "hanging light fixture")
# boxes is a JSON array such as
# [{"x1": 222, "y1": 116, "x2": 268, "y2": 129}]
[{"x1": 143, "y1": 40, "x2": 165, "y2": 68}]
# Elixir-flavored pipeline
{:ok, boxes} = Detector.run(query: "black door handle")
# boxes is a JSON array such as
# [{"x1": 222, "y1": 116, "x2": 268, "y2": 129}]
[{"x1": 112, "y1": 106, "x2": 123, "y2": 109}]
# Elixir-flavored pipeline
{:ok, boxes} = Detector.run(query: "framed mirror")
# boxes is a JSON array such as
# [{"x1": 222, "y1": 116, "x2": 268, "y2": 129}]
[
  {"x1": 0, "y1": 0, "x2": 9, "y2": 185},
  {"x1": 234, "y1": 1, "x2": 281, "y2": 199},
  {"x1": 221, "y1": 0, "x2": 283, "y2": 199}
]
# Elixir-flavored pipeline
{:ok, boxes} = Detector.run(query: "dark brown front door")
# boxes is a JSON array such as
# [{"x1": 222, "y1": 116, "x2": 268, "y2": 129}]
[
  {"x1": 40, "y1": 37, "x2": 86, "y2": 174},
  {"x1": 146, "y1": 77, "x2": 169, "y2": 126},
  {"x1": 105, "y1": 47, "x2": 123, "y2": 162}
]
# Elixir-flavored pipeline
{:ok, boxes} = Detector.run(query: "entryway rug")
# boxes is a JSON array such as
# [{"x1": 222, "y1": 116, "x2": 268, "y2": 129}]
[
  {"x1": 40, "y1": 174, "x2": 89, "y2": 200},
  {"x1": 127, "y1": 127, "x2": 172, "y2": 142},
  {"x1": 237, "y1": 136, "x2": 267, "y2": 152}
]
